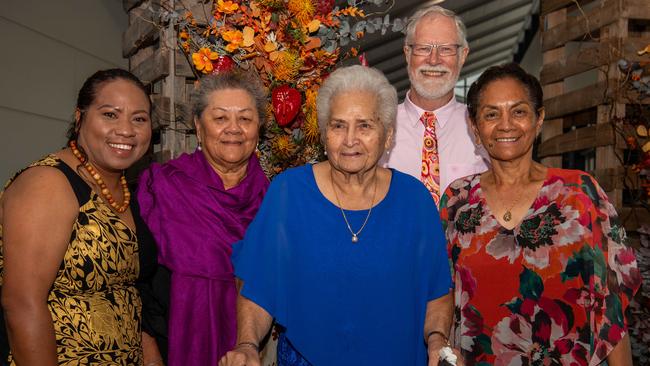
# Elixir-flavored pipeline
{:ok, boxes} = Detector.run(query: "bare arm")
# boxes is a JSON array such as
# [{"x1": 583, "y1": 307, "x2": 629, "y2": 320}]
[
  {"x1": 606, "y1": 334, "x2": 633, "y2": 366},
  {"x1": 424, "y1": 292, "x2": 454, "y2": 366},
  {"x1": 1, "y1": 167, "x2": 78, "y2": 365},
  {"x1": 142, "y1": 332, "x2": 164, "y2": 366},
  {"x1": 219, "y1": 279, "x2": 273, "y2": 366}
]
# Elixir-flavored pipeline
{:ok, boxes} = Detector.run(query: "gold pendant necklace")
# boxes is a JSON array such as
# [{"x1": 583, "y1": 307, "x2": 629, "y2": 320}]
[
  {"x1": 330, "y1": 169, "x2": 378, "y2": 243},
  {"x1": 502, "y1": 189, "x2": 524, "y2": 222}
]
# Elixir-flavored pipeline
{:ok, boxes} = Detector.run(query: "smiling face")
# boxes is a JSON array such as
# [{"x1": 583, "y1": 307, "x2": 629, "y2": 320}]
[
  {"x1": 472, "y1": 77, "x2": 544, "y2": 163},
  {"x1": 325, "y1": 90, "x2": 392, "y2": 176},
  {"x1": 195, "y1": 88, "x2": 260, "y2": 173},
  {"x1": 405, "y1": 14, "x2": 468, "y2": 105},
  {"x1": 76, "y1": 79, "x2": 152, "y2": 174}
]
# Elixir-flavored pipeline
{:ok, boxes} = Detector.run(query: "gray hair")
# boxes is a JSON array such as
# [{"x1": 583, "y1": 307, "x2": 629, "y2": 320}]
[
  {"x1": 190, "y1": 70, "x2": 267, "y2": 126},
  {"x1": 404, "y1": 5, "x2": 468, "y2": 49},
  {"x1": 316, "y1": 65, "x2": 397, "y2": 139}
]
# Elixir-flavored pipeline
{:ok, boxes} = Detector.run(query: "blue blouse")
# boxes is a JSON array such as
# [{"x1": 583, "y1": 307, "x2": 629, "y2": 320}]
[{"x1": 233, "y1": 165, "x2": 451, "y2": 366}]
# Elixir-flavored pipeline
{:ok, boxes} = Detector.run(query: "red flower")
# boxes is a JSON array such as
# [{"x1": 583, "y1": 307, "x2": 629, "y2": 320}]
[
  {"x1": 315, "y1": 0, "x2": 335, "y2": 15},
  {"x1": 272, "y1": 85, "x2": 302, "y2": 127},
  {"x1": 212, "y1": 55, "x2": 236, "y2": 74}
]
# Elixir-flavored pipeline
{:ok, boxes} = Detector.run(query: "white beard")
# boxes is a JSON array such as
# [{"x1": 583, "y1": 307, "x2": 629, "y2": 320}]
[{"x1": 408, "y1": 64, "x2": 459, "y2": 100}]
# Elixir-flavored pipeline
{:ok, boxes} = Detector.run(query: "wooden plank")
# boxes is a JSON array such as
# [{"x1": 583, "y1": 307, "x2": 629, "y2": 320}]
[
  {"x1": 537, "y1": 123, "x2": 615, "y2": 157},
  {"x1": 131, "y1": 48, "x2": 170, "y2": 85},
  {"x1": 123, "y1": 9, "x2": 158, "y2": 57},
  {"x1": 541, "y1": 37, "x2": 650, "y2": 84},
  {"x1": 130, "y1": 45, "x2": 154, "y2": 71},
  {"x1": 151, "y1": 95, "x2": 190, "y2": 129},
  {"x1": 175, "y1": 51, "x2": 196, "y2": 78},
  {"x1": 619, "y1": 206, "x2": 650, "y2": 233},
  {"x1": 544, "y1": 79, "x2": 616, "y2": 119},
  {"x1": 541, "y1": 0, "x2": 593, "y2": 16},
  {"x1": 186, "y1": 3, "x2": 213, "y2": 25},
  {"x1": 123, "y1": 0, "x2": 145, "y2": 12},
  {"x1": 542, "y1": 0, "x2": 619, "y2": 51},
  {"x1": 623, "y1": 0, "x2": 650, "y2": 20},
  {"x1": 541, "y1": 43, "x2": 603, "y2": 84},
  {"x1": 593, "y1": 166, "x2": 636, "y2": 191}
]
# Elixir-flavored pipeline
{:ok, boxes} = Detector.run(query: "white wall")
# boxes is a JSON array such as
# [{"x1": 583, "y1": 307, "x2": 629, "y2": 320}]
[{"x1": 0, "y1": 0, "x2": 128, "y2": 184}]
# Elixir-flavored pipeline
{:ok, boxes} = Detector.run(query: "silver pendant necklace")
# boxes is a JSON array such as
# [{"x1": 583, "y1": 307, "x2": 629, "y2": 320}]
[{"x1": 330, "y1": 169, "x2": 378, "y2": 243}]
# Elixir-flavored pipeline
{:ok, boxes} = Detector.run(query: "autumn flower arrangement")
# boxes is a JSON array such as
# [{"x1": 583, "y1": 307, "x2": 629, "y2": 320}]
[
  {"x1": 617, "y1": 44, "x2": 650, "y2": 201},
  {"x1": 617, "y1": 43, "x2": 650, "y2": 365},
  {"x1": 175, "y1": 0, "x2": 402, "y2": 175}
]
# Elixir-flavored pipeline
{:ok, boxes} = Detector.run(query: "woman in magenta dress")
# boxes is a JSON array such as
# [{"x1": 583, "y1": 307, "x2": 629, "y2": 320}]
[
  {"x1": 137, "y1": 71, "x2": 269, "y2": 366},
  {"x1": 440, "y1": 63, "x2": 641, "y2": 365}
]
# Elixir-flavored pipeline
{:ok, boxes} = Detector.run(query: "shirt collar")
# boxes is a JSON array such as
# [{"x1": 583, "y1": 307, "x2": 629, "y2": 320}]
[{"x1": 404, "y1": 90, "x2": 462, "y2": 129}]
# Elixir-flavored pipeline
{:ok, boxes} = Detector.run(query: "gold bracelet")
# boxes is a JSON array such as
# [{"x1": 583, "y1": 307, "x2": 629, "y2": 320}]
[
  {"x1": 235, "y1": 341, "x2": 260, "y2": 352},
  {"x1": 144, "y1": 358, "x2": 163, "y2": 366},
  {"x1": 425, "y1": 330, "x2": 450, "y2": 346}
]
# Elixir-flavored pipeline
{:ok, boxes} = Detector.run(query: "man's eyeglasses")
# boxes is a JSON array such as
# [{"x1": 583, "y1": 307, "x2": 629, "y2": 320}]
[{"x1": 408, "y1": 43, "x2": 462, "y2": 57}]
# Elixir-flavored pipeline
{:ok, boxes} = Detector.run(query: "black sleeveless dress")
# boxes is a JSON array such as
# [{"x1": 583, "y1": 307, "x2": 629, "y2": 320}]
[{"x1": 0, "y1": 155, "x2": 158, "y2": 365}]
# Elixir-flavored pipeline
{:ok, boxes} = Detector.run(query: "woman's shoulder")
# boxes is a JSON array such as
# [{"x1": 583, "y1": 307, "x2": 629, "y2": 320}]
[
  {"x1": 3, "y1": 154, "x2": 66, "y2": 190},
  {"x1": 443, "y1": 173, "x2": 480, "y2": 198},
  {"x1": 547, "y1": 167, "x2": 595, "y2": 183},
  {"x1": 138, "y1": 153, "x2": 197, "y2": 188},
  {"x1": 546, "y1": 167, "x2": 605, "y2": 196},
  {"x1": 2, "y1": 155, "x2": 77, "y2": 212}
]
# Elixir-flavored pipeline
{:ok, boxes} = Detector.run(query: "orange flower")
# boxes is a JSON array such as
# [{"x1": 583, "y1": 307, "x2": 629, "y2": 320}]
[
  {"x1": 222, "y1": 29, "x2": 244, "y2": 52},
  {"x1": 192, "y1": 47, "x2": 219, "y2": 73},
  {"x1": 273, "y1": 51, "x2": 302, "y2": 82},
  {"x1": 272, "y1": 135, "x2": 297, "y2": 158},
  {"x1": 217, "y1": 0, "x2": 239, "y2": 14},
  {"x1": 287, "y1": 0, "x2": 315, "y2": 25}
]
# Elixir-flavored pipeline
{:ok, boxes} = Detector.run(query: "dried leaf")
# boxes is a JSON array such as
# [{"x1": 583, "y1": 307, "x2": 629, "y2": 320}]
[
  {"x1": 308, "y1": 19, "x2": 321, "y2": 33},
  {"x1": 305, "y1": 37, "x2": 321, "y2": 51},
  {"x1": 243, "y1": 26, "x2": 255, "y2": 47},
  {"x1": 643, "y1": 141, "x2": 650, "y2": 152},
  {"x1": 264, "y1": 41, "x2": 278, "y2": 52}
]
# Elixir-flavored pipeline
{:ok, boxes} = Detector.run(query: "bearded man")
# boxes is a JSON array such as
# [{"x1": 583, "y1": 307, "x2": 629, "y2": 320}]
[{"x1": 382, "y1": 5, "x2": 489, "y2": 205}]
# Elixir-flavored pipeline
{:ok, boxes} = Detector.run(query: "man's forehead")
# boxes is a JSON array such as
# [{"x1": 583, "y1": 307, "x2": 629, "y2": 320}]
[{"x1": 414, "y1": 15, "x2": 457, "y2": 35}]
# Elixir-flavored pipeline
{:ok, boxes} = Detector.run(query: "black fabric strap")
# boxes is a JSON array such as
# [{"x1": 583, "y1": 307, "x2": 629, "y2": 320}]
[{"x1": 53, "y1": 160, "x2": 92, "y2": 207}]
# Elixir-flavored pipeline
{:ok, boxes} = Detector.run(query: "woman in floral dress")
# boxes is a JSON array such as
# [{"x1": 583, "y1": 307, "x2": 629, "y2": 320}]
[{"x1": 440, "y1": 63, "x2": 641, "y2": 365}]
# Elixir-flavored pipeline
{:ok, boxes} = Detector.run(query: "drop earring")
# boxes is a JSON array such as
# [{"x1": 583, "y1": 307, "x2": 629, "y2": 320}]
[{"x1": 197, "y1": 141, "x2": 202, "y2": 151}]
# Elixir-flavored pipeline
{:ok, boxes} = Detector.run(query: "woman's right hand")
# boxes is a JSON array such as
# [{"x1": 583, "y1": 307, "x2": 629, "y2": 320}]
[{"x1": 218, "y1": 346, "x2": 260, "y2": 366}]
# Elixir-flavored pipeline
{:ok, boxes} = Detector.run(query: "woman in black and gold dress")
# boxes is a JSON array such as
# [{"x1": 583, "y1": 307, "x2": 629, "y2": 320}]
[{"x1": 0, "y1": 69, "x2": 160, "y2": 365}]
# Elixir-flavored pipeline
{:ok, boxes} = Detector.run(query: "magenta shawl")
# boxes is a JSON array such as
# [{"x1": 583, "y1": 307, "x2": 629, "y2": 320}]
[{"x1": 137, "y1": 150, "x2": 269, "y2": 366}]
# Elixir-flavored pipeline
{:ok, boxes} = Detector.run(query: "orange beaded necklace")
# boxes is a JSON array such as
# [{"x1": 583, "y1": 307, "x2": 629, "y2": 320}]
[{"x1": 69, "y1": 140, "x2": 131, "y2": 213}]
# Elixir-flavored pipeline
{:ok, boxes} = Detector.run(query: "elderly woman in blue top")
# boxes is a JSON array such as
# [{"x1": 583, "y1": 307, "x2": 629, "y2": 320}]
[{"x1": 219, "y1": 65, "x2": 454, "y2": 366}]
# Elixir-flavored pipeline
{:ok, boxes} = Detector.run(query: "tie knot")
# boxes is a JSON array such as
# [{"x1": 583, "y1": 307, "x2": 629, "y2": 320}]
[{"x1": 421, "y1": 112, "x2": 436, "y2": 128}]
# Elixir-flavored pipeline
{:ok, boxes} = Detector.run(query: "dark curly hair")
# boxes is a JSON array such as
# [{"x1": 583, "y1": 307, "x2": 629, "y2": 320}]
[
  {"x1": 466, "y1": 62, "x2": 543, "y2": 123},
  {"x1": 66, "y1": 68, "x2": 151, "y2": 142}
]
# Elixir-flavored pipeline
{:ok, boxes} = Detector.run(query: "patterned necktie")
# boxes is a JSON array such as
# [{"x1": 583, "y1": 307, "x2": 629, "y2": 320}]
[{"x1": 420, "y1": 111, "x2": 441, "y2": 205}]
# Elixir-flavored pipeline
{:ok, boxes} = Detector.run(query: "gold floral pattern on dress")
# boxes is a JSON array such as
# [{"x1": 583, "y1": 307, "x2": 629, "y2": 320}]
[{"x1": 0, "y1": 155, "x2": 143, "y2": 365}]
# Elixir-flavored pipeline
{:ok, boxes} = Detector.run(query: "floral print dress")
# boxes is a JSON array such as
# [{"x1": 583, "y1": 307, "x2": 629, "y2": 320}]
[{"x1": 440, "y1": 168, "x2": 641, "y2": 366}]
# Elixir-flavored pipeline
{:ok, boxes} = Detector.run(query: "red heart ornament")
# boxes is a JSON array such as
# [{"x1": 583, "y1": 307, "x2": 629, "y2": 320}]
[
  {"x1": 211, "y1": 56, "x2": 235, "y2": 74},
  {"x1": 272, "y1": 85, "x2": 302, "y2": 127}
]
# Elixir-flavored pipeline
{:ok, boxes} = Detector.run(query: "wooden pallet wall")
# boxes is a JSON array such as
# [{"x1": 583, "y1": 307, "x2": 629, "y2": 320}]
[
  {"x1": 539, "y1": 0, "x2": 650, "y2": 231},
  {"x1": 123, "y1": 0, "x2": 201, "y2": 162}
]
